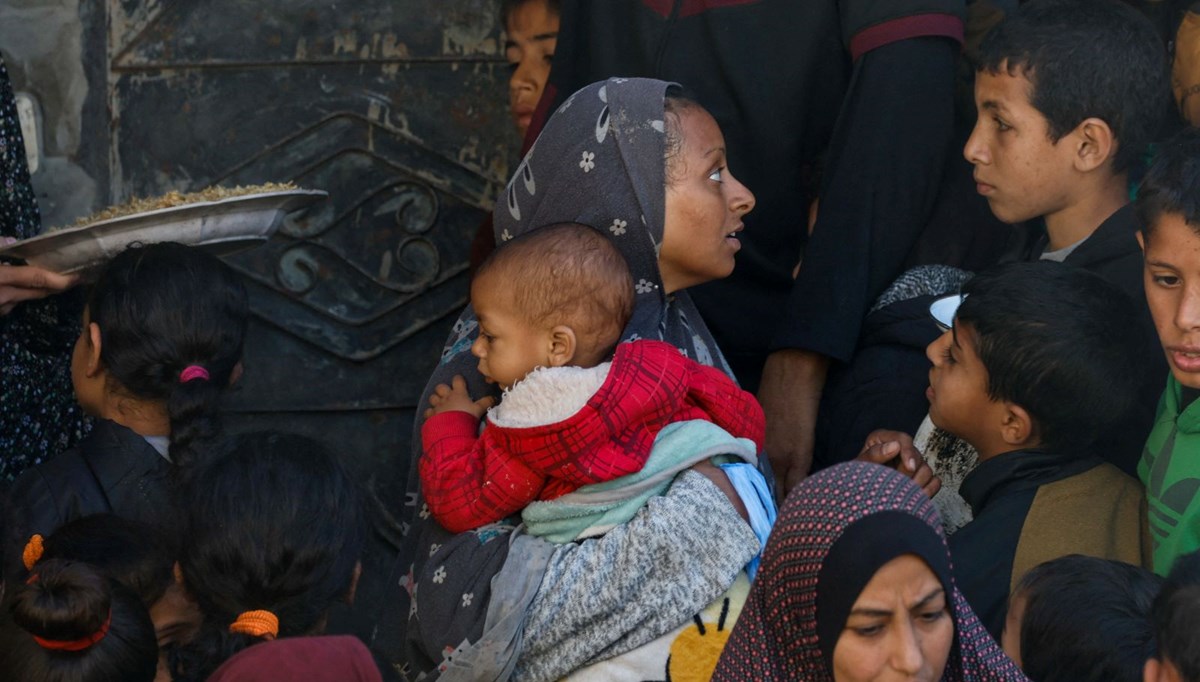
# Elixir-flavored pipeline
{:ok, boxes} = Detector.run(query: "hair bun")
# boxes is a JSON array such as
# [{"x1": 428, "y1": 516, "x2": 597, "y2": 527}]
[{"x1": 12, "y1": 560, "x2": 113, "y2": 646}]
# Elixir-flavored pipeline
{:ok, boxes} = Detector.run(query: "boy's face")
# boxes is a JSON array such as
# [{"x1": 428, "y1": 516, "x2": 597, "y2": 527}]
[
  {"x1": 505, "y1": 0, "x2": 558, "y2": 136},
  {"x1": 470, "y1": 271, "x2": 554, "y2": 390},
  {"x1": 925, "y1": 322, "x2": 1007, "y2": 453},
  {"x1": 964, "y1": 66, "x2": 1079, "y2": 225},
  {"x1": 1140, "y1": 213, "x2": 1200, "y2": 389}
]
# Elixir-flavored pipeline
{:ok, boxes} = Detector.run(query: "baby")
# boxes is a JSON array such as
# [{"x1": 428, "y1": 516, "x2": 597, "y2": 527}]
[{"x1": 419, "y1": 223, "x2": 765, "y2": 534}]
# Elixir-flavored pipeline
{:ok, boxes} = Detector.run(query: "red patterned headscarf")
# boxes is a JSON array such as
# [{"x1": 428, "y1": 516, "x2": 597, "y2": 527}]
[{"x1": 712, "y1": 462, "x2": 1028, "y2": 681}]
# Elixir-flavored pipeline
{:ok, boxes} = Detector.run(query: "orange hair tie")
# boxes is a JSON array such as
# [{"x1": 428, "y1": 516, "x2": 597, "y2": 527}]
[
  {"x1": 229, "y1": 610, "x2": 278, "y2": 640},
  {"x1": 33, "y1": 611, "x2": 111, "y2": 652},
  {"x1": 22, "y1": 534, "x2": 44, "y2": 571}
]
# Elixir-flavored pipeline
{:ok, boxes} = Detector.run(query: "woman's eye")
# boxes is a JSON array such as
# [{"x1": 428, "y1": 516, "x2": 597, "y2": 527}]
[
  {"x1": 920, "y1": 609, "x2": 947, "y2": 624},
  {"x1": 708, "y1": 167, "x2": 724, "y2": 182},
  {"x1": 994, "y1": 117, "x2": 1011, "y2": 132},
  {"x1": 544, "y1": 53, "x2": 555, "y2": 64},
  {"x1": 1154, "y1": 274, "x2": 1182, "y2": 287},
  {"x1": 852, "y1": 625, "x2": 884, "y2": 637}
]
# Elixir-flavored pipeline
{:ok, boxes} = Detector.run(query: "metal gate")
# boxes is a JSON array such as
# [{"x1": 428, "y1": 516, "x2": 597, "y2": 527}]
[{"x1": 103, "y1": 0, "x2": 515, "y2": 637}]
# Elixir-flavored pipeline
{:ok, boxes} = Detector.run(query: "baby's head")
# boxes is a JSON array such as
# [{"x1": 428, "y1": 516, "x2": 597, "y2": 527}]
[
  {"x1": 925, "y1": 261, "x2": 1141, "y2": 459},
  {"x1": 1146, "y1": 551, "x2": 1200, "y2": 682},
  {"x1": 471, "y1": 223, "x2": 634, "y2": 389}
]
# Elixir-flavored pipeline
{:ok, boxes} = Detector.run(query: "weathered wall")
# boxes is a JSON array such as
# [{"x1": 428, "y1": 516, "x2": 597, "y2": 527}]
[{"x1": 2, "y1": 0, "x2": 517, "y2": 646}]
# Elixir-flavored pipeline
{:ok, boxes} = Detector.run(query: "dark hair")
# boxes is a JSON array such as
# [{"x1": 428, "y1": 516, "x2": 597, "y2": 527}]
[
  {"x1": 476, "y1": 222, "x2": 634, "y2": 365},
  {"x1": 1014, "y1": 555, "x2": 1161, "y2": 682},
  {"x1": 956, "y1": 261, "x2": 1143, "y2": 453},
  {"x1": 31, "y1": 514, "x2": 173, "y2": 607},
  {"x1": 663, "y1": 87, "x2": 704, "y2": 185},
  {"x1": 169, "y1": 432, "x2": 365, "y2": 682},
  {"x1": 87, "y1": 241, "x2": 248, "y2": 471},
  {"x1": 1137, "y1": 127, "x2": 1200, "y2": 240},
  {"x1": 0, "y1": 559, "x2": 158, "y2": 682},
  {"x1": 976, "y1": 0, "x2": 1169, "y2": 173},
  {"x1": 1151, "y1": 550, "x2": 1200, "y2": 681},
  {"x1": 500, "y1": 0, "x2": 560, "y2": 29}
]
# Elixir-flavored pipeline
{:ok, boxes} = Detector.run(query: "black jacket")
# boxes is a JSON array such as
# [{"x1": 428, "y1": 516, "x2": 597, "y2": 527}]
[{"x1": 3, "y1": 419, "x2": 174, "y2": 578}]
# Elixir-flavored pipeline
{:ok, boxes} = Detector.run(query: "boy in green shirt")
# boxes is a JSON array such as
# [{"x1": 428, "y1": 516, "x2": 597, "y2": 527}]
[{"x1": 1137, "y1": 128, "x2": 1200, "y2": 575}]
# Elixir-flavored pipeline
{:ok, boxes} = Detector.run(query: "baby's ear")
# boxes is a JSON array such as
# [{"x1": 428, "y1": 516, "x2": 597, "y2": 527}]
[
  {"x1": 999, "y1": 402, "x2": 1035, "y2": 447},
  {"x1": 547, "y1": 326, "x2": 577, "y2": 367}
]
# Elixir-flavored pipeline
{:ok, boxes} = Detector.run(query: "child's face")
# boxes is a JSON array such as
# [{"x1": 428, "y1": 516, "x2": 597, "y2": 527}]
[
  {"x1": 964, "y1": 66, "x2": 1080, "y2": 226},
  {"x1": 470, "y1": 272, "x2": 555, "y2": 390},
  {"x1": 925, "y1": 323, "x2": 1007, "y2": 453},
  {"x1": 505, "y1": 0, "x2": 558, "y2": 136},
  {"x1": 1140, "y1": 213, "x2": 1200, "y2": 389},
  {"x1": 1001, "y1": 591, "x2": 1026, "y2": 668}
]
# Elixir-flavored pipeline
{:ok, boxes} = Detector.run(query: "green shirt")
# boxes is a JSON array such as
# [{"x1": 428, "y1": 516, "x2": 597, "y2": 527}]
[{"x1": 1140, "y1": 374, "x2": 1200, "y2": 574}]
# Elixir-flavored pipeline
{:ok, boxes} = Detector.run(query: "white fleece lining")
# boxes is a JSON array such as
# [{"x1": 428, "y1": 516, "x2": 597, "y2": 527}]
[{"x1": 488, "y1": 362, "x2": 612, "y2": 428}]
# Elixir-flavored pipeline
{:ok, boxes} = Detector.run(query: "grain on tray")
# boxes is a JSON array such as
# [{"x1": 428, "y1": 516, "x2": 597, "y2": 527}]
[{"x1": 56, "y1": 182, "x2": 299, "y2": 231}]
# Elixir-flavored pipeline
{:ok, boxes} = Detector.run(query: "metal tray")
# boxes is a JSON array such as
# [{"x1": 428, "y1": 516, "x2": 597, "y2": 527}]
[{"x1": 0, "y1": 189, "x2": 328, "y2": 274}]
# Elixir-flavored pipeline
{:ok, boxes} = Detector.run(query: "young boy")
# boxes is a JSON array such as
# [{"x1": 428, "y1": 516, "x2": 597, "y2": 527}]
[
  {"x1": 419, "y1": 223, "x2": 765, "y2": 534},
  {"x1": 1145, "y1": 550, "x2": 1200, "y2": 682},
  {"x1": 1136, "y1": 128, "x2": 1200, "y2": 575},
  {"x1": 1002, "y1": 555, "x2": 1161, "y2": 682},
  {"x1": 961, "y1": 0, "x2": 1170, "y2": 473},
  {"x1": 925, "y1": 261, "x2": 1151, "y2": 637}
]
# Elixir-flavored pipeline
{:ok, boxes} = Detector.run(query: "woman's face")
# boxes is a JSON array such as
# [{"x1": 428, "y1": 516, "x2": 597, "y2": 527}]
[
  {"x1": 832, "y1": 554, "x2": 954, "y2": 682},
  {"x1": 505, "y1": 0, "x2": 558, "y2": 136},
  {"x1": 660, "y1": 106, "x2": 755, "y2": 294}
]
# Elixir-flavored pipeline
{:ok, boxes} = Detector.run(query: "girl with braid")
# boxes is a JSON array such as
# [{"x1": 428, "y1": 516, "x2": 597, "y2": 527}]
[{"x1": 4, "y1": 241, "x2": 248, "y2": 579}]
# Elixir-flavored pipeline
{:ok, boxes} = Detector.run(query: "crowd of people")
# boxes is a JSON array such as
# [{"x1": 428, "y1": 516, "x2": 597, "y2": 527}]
[{"x1": 5, "y1": 0, "x2": 1200, "y2": 680}]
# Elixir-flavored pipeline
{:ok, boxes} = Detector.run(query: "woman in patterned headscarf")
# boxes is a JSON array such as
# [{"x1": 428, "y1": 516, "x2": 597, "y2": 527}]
[
  {"x1": 713, "y1": 461, "x2": 1028, "y2": 682},
  {"x1": 388, "y1": 77, "x2": 761, "y2": 679},
  {"x1": 0, "y1": 54, "x2": 88, "y2": 482}
]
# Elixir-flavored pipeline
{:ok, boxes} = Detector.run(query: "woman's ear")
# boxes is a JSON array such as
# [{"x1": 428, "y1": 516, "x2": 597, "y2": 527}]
[
  {"x1": 1073, "y1": 117, "x2": 1117, "y2": 173},
  {"x1": 547, "y1": 326, "x2": 577, "y2": 367},
  {"x1": 999, "y1": 402, "x2": 1035, "y2": 447},
  {"x1": 85, "y1": 322, "x2": 104, "y2": 377}
]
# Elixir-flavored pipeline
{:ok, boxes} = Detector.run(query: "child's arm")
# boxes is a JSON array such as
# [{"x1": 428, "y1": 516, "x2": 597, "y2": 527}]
[{"x1": 419, "y1": 376, "x2": 544, "y2": 533}]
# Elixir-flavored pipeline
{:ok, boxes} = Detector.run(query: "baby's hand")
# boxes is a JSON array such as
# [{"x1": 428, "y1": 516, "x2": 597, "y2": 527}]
[{"x1": 424, "y1": 375, "x2": 496, "y2": 420}]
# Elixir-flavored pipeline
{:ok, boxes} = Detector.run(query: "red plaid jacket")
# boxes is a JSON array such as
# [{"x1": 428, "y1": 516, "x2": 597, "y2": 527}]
[{"x1": 419, "y1": 340, "x2": 765, "y2": 533}]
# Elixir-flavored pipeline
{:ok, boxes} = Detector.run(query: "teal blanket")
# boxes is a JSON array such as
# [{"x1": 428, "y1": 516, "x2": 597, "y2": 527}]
[{"x1": 521, "y1": 420, "x2": 758, "y2": 542}]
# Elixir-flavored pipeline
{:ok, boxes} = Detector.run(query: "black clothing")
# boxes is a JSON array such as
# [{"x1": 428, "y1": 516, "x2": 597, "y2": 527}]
[
  {"x1": 3, "y1": 419, "x2": 173, "y2": 579},
  {"x1": 537, "y1": 0, "x2": 967, "y2": 388},
  {"x1": 949, "y1": 449, "x2": 1147, "y2": 638}
]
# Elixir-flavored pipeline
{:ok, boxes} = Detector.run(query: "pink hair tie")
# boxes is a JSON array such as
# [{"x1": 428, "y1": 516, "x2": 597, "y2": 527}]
[{"x1": 179, "y1": 365, "x2": 210, "y2": 383}]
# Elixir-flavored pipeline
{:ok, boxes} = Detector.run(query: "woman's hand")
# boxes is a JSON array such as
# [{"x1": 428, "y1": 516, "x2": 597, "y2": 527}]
[
  {"x1": 0, "y1": 258, "x2": 78, "y2": 316},
  {"x1": 856, "y1": 429, "x2": 941, "y2": 498},
  {"x1": 423, "y1": 375, "x2": 496, "y2": 420}
]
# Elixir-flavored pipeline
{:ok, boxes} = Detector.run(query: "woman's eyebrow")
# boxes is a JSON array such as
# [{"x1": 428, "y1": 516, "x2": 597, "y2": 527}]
[{"x1": 911, "y1": 588, "x2": 946, "y2": 610}]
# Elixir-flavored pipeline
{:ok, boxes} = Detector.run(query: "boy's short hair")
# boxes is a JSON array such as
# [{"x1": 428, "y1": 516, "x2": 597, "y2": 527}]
[
  {"x1": 1152, "y1": 550, "x2": 1200, "y2": 681},
  {"x1": 957, "y1": 261, "x2": 1142, "y2": 453},
  {"x1": 477, "y1": 223, "x2": 634, "y2": 360},
  {"x1": 977, "y1": 0, "x2": 1169, "y2": 173},
  {"x1": 1014, "y1": 555, "x2": 1162, "y2": 682},
  {"x1": 1137, "y1": 127, "x2": 1200, "y2": 240}
]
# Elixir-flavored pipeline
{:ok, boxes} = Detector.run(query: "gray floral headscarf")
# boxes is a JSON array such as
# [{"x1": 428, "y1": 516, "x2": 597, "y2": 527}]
[{"x1": 391, "y1": 77, "x2": 732, "y2": 676}]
